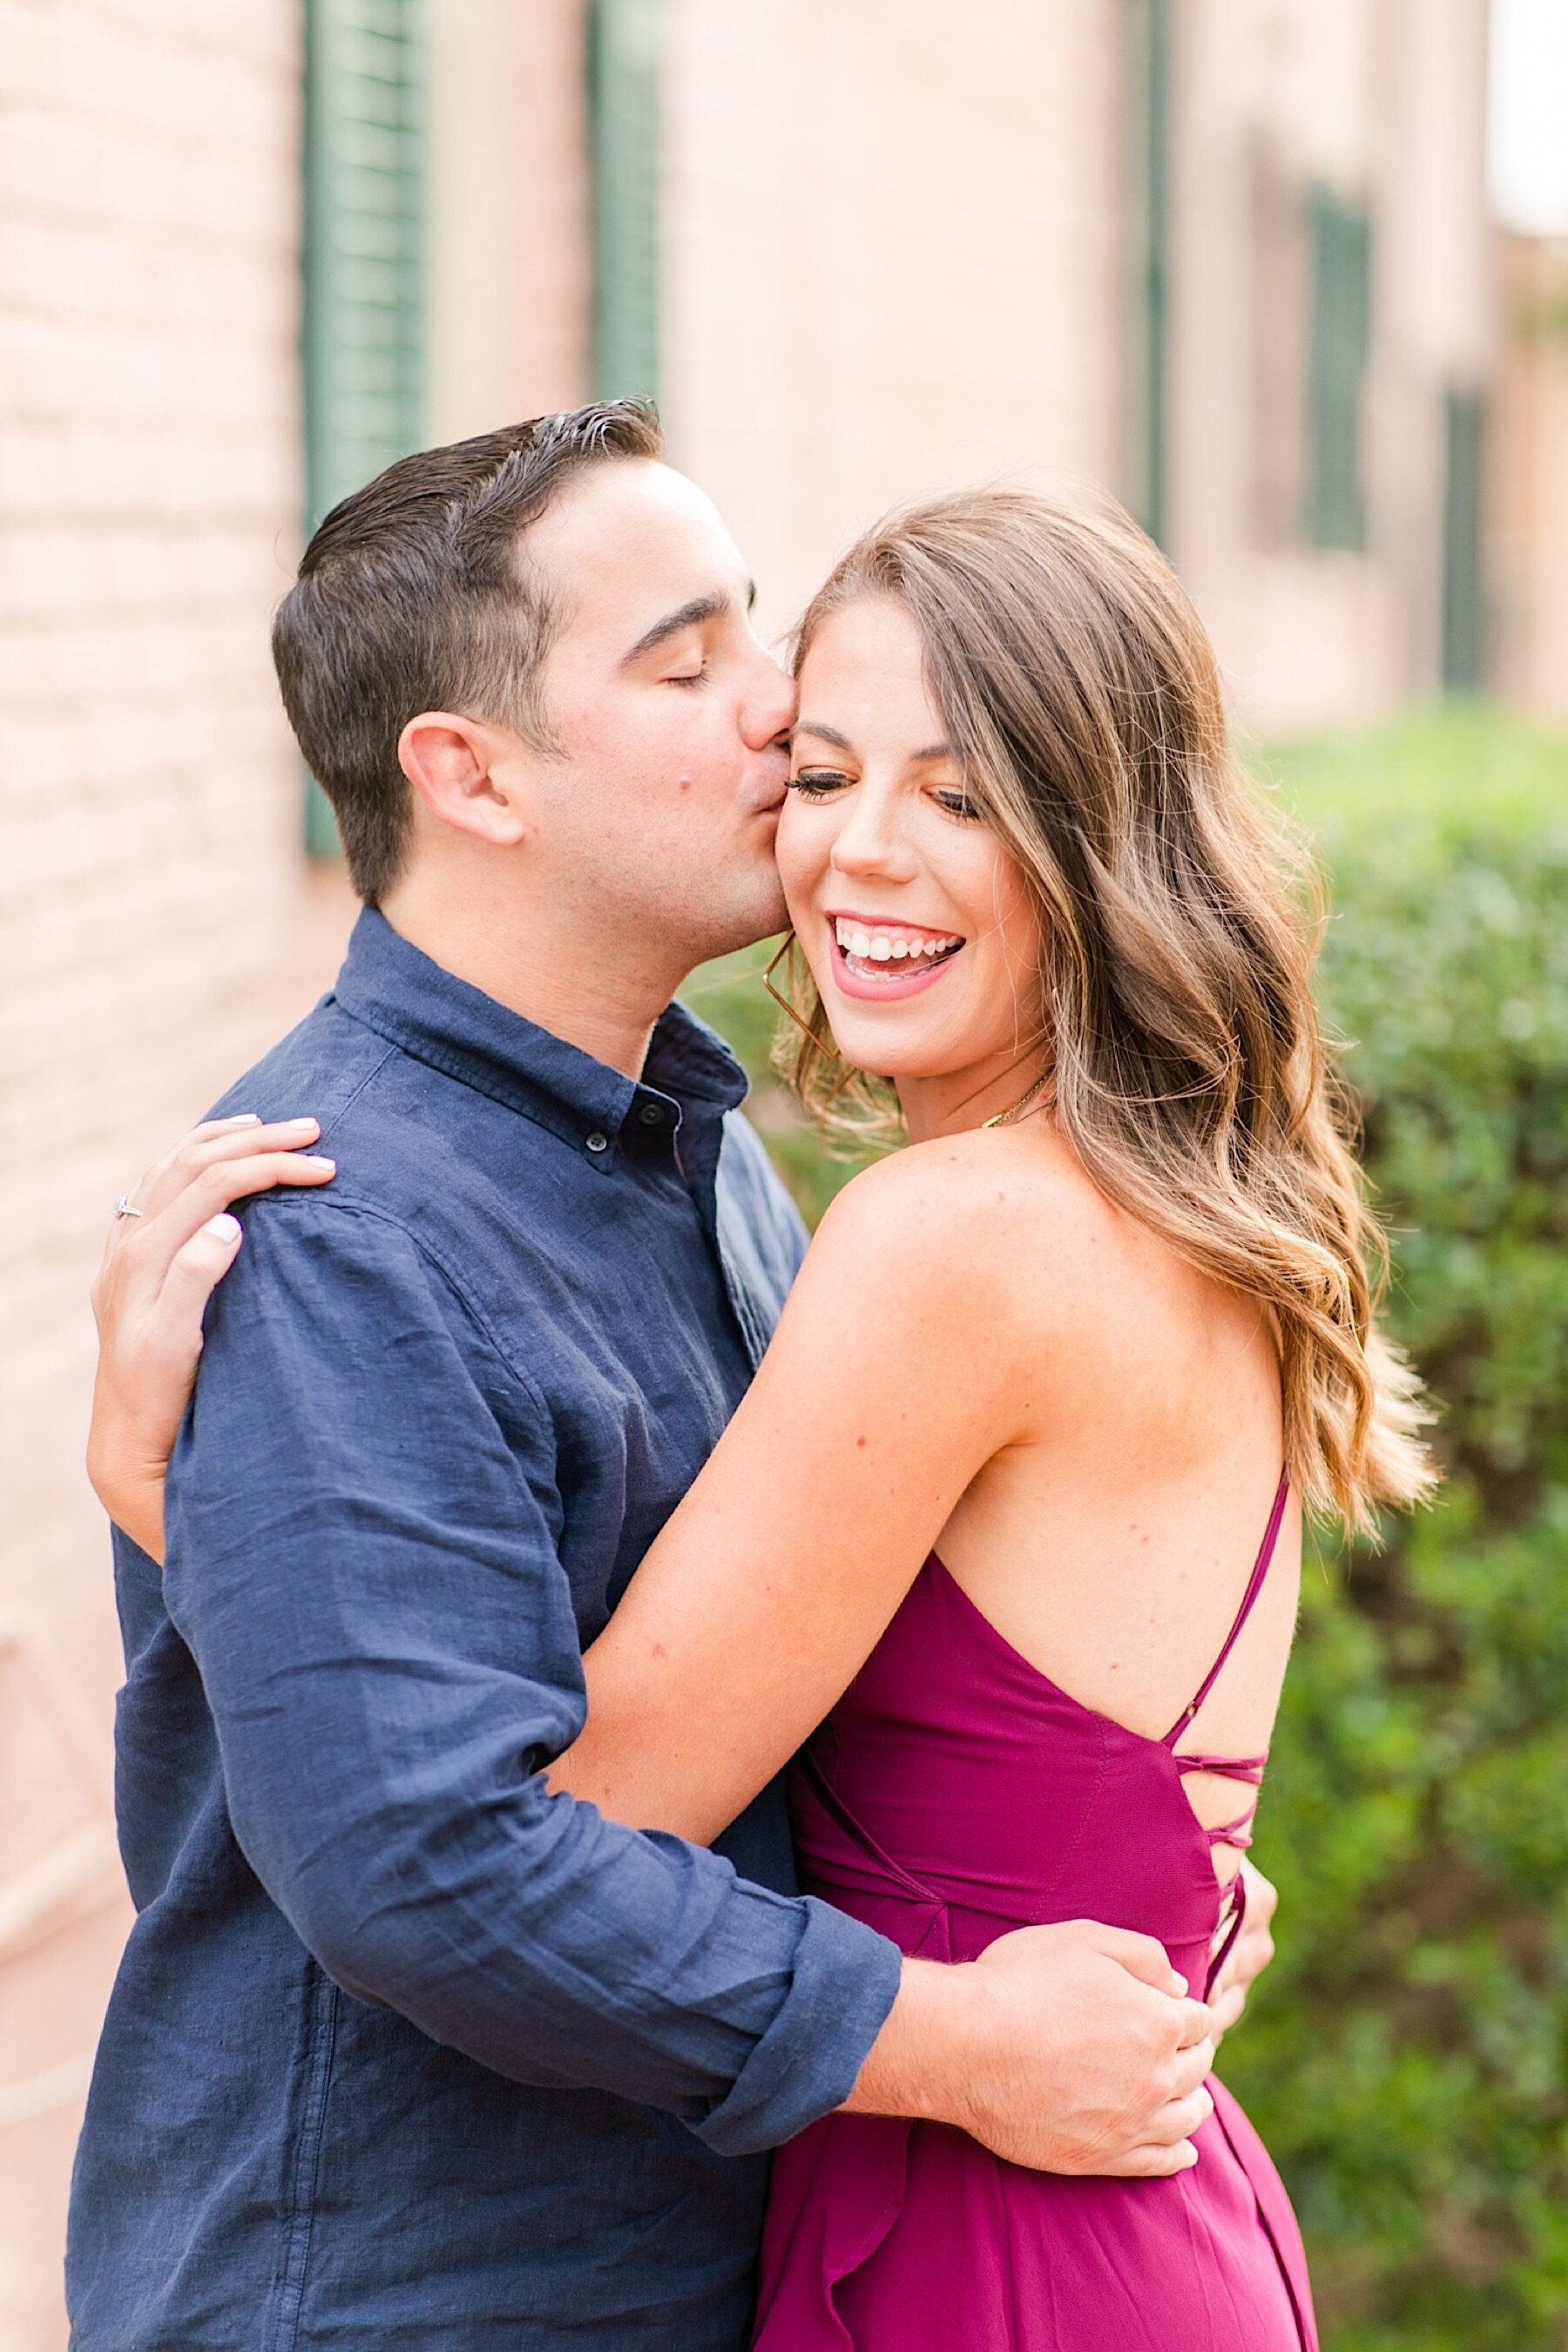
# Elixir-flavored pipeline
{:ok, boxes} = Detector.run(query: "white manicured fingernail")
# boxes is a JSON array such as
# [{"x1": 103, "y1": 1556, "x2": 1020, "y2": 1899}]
[
  {"x1": 286, "y1": 1118, "x2": 320, "y2": 1130},
  {"x1": 206, "y1": 1213, "x2": 240, "y2": 1241},
  {"x1": 1170, "y1": 1974, "x2": 1188, "y2": 1996},
  {"x1": 301, "y1": 1156, "x2": 335, "y2": 1173},
  {"x1": 225, "y1": 1113, "x2": 262, "y2": 1126}
]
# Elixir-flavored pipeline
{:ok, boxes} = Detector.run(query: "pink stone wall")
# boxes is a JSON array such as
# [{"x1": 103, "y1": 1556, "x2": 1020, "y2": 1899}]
[
  {"x1": 1166, "y1": 0, "x2": 1496, "y2": 731},
  {"x1": 1166, "y1": 0, "x2": 1494, "y2": 731},
  {"x1": 1492, "y1": 235, "x2": 1568, "y2": 719},
  {"x1": 0, "y1": 9, "x2": 353, "y2": 2343},
  {"x1": 661, "y1": 0, "x2": 1124, "y2": 647},
  {"x1": 660, "y1": 0, "x2": 1497, "y2": 727},
  {"x1": 427, "y1": 0, "x2": 592, "y2": 437}
]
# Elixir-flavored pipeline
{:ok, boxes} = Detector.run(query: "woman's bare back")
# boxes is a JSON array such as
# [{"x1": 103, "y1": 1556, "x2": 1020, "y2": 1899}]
[{"x1": 921, "y1": 1118, "x2": 1301, "y2": 1880}]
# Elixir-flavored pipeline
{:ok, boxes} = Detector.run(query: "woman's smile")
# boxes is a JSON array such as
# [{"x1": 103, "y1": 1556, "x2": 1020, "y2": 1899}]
[{"x1": 827, "y1": 908, "x2": 968, "y2": 998}]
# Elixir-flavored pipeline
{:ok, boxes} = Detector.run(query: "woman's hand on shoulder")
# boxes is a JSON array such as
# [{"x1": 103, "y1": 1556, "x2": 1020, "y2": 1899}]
[{"x1": 88, "y1": 1115, "x2": 336, "y2": 1559}]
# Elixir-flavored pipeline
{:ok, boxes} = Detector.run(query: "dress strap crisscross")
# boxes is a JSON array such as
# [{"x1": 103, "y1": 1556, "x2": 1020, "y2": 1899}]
[
  {"x1": 1153, "y1": 1468, "x2": 1292, "y2": 1990},
  {"x1": 1161, "y1": 1469, "x2": 1291, "y2": 1754},
  {"x1": 1160, "y1": 1467, "x2": 1291, "y2": 1855}
]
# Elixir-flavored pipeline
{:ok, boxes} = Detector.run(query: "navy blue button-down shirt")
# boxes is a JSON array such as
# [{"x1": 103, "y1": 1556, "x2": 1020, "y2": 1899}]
[{"x1": 67, "y1": 909, "x2": 901, "y2": 2351}]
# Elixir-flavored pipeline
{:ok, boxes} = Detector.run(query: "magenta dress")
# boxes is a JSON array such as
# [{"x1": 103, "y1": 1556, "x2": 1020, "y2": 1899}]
[{"x1": 753, "y1": 1472, "x2": 1316, "y2": 2351}]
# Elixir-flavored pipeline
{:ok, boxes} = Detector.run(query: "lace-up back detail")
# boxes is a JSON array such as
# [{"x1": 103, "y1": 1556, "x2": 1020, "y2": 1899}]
[
  {"x1": 1162, "y1": 1469, "x2": 1289, "y2": 1847},
  {"x1": 789, "y1": 1467, "x2": 1294, "y2": 1997},
  {"x1": 1157, "y1": 1467, "x2": 1291, "y2": 1967}
]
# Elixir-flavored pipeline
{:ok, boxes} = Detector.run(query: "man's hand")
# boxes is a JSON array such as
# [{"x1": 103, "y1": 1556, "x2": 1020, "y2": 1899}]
[
  {"x1": 1208, "y1": 1859, "x2": 1279, "y2": 2041},
  {"x1": 844, "y1": 1920, "x2": 1216, "y2": 2178}
]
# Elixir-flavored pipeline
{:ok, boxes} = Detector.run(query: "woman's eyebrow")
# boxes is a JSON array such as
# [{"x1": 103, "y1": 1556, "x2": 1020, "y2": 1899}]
[{"x1": 794, "y1": 722, "x2": 955, "y2": 763}]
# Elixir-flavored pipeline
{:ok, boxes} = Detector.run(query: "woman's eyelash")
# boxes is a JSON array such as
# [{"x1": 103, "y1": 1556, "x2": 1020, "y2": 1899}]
[
  {"x1": 666, "y1": 664, "x2": 710, "y2": 688},
  {"x1": 787, "y1": 771, "x2": 980, "y2": 819}
]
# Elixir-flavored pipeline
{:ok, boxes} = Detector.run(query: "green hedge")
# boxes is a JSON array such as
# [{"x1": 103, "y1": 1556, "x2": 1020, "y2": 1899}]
[
  {"x1": 685, "y1": 706, "x2": 1568, "y2": 2349},
  {"x1": 1225, "y1": 710, "x2": 1568, "y2": 2352}
]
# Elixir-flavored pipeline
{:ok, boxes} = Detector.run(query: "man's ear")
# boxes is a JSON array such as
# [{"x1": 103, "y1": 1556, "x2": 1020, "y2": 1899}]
[{"x1": 397, "y1": 712, "x2": 531, "y2": 848}]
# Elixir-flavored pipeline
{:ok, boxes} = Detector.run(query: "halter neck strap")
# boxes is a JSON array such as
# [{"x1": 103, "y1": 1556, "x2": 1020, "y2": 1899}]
[{"x1": 1161, "y1": 1470, "x2": 1291, "y2": 1749}]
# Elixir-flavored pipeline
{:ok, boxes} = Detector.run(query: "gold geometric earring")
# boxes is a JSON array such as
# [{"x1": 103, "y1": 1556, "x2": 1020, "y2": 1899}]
[{"x1": 761, "y1": 931, "x2": 839, "y2": 1056}]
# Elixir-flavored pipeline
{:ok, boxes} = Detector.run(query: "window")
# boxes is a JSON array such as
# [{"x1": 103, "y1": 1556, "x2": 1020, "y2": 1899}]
[
  {"x1": 1442, "y1": 388, "x2": 1485, "y2": 692},
  {"x1": 1301, "y1": 186, "x2": 1372, "y2": 553},
  {"x1": 1247, "y1": 138, "x2": 1308, "y2": 552},
  {"x1": 589, "y1": 0, "x2": 661, "y2": 405},
  {"x1": 1121, "y1": 0, "x2": 1173, "y2": 546},
  {"x1": 301, "y1": 0, "x2": 426, "y2": 855}
]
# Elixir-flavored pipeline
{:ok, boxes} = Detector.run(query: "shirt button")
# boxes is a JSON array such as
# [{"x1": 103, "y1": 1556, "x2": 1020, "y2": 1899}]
[
  {"x1": 638, "y1": 1101, "x2": 665, "y2": 1126},
  {"x1": 585, "y1": 1132, "x2": 609, "y2": 1154}
]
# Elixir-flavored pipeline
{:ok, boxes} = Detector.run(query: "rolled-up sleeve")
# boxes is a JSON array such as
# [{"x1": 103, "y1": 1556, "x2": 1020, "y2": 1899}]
[{"x1": 163, "y1": 1197, "x2": 900, "y2": 2156}]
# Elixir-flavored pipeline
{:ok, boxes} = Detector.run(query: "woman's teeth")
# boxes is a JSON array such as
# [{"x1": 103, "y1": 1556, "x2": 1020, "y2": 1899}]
[{"x1": 833, "y1": 917, "x2": 963, "y2": 968}]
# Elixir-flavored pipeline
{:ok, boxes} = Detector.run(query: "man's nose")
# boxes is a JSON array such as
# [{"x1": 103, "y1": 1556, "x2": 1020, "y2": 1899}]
[{"x1": 740, "y1": 652, "x2": 797, "y2": 752}]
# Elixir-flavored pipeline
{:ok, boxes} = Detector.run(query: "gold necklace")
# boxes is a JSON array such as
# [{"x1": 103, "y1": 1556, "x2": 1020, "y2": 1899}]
[{"x1": 982, "y1": 1071, "x2": 1052, "y2": 1130}]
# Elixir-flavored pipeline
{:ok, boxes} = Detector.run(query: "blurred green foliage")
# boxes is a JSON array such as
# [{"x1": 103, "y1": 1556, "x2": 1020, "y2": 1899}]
[
  {"x1": 685, "y1": 705, "x2": 1568, "y2": 2350},
  {"x1": 1228, "y1": 708, "x2": 1568, "y2": 2352}
]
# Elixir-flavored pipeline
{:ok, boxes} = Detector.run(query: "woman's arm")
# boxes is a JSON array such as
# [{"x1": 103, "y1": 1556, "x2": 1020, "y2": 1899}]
[
  {"x1": 554, "y1": 1143, "x2": 1071, "y2": 1843},
  {"x1": 88, "y1": 1116, "x2": 337, "y2": 1557}
]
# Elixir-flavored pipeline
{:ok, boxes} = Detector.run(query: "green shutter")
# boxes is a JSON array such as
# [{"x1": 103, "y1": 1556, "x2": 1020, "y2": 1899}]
[
  {"x1": 1301, "y1": 186, "x2": 1371, "y2": 553},
  {"x1": 301, "y1": 0, "x2": 427, "y2": 855},
  {"x1": 1121, "y1": 0, "x2": 1173, "y2": 546},
  {"x1": 589, "y1": 0, "x2": 661, "y2": 404},
  {"x1": 1442, "y1": 388, "x2": 1485, "y2": 693}
]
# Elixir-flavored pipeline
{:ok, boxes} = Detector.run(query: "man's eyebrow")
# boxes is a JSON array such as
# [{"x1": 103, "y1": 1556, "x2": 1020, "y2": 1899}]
[{"x1": 620, "y1": 585, "x2": 754, "y2": 668}]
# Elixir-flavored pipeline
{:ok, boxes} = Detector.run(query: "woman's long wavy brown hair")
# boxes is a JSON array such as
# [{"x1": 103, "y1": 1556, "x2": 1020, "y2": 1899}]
[{"x1": 774, "y1": 489, "x2": 1434, "y2": 1531}]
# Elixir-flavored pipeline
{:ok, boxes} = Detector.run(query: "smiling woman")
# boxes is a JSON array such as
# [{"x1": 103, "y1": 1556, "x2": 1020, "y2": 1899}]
[
  {"x1": 779, "y1": 597, "x2": 1044, "y2": 1100},
  {"x1": 767, "y1": 488, "x2": 1430, "y2": 1534}
]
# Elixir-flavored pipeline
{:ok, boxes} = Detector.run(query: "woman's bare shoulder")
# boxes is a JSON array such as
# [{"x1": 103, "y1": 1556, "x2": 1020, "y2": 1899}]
[
  {"x1": 799, "y1": 1122, "x2": 1140, "y2": 1358},
  {"x1": 823, "y1": 1120, "x2": 1125, "y2": 1247}
]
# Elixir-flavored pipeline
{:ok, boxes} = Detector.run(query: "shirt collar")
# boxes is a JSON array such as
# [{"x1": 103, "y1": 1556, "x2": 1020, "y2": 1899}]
[{"x1": 330, "y1": 907, "x2": 749, "y2": 1164}]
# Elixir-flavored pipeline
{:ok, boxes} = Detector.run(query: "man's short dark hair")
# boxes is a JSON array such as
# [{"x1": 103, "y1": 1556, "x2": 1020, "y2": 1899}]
[{"x1": 274, "y1": 400, "x2": 665, "y2": 902}]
